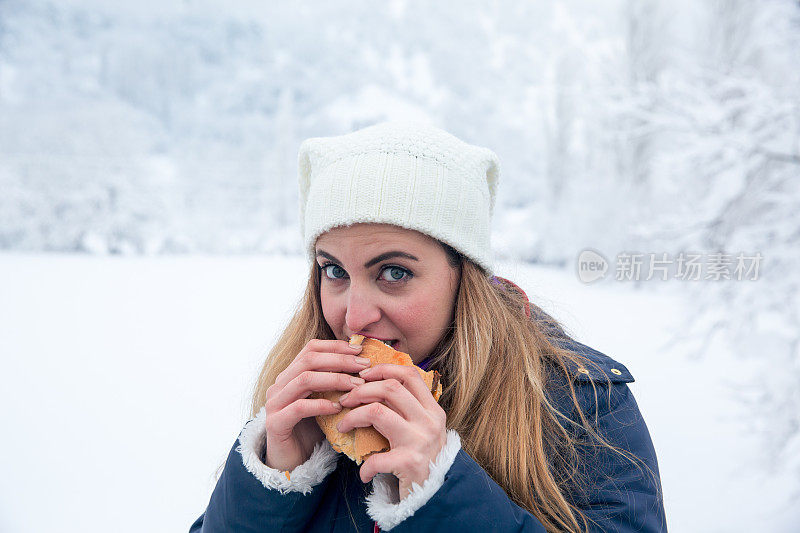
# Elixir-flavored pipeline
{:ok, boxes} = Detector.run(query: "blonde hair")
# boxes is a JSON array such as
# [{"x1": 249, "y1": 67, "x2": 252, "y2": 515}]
[{"x1": 246, "y1": 253, "x2": 658, "y2": 532}]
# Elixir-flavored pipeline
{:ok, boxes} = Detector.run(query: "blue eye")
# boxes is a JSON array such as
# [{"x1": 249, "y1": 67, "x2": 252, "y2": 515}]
[
  {"x1": 322, "y1": 264, "x2": 347, "y2": 279},
  {"x1": 319, "y1": 263, "x2": 412, "y2": 284},
  {"x1": 380, "y1": 266, "x2": 411, "y2": 282}
]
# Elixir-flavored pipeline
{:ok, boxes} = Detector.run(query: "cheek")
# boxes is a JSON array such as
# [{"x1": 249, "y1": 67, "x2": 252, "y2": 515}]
[
  {"x1": 395, "y1": 290, "x2": 453, "y2": 332},
  {"x1": 319, "y1": 287, "x2": 344, "y2": 327}
]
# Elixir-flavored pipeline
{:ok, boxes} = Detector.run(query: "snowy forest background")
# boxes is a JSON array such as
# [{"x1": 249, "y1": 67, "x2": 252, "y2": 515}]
[{"x1": 1, "y1": 0, "x2": 799, "y2": 531}]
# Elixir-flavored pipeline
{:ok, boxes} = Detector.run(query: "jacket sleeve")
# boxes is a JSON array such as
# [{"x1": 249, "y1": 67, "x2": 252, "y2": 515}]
[
  {"x1": 364, "y1": 429, "x2": 547, "y2": 532},
  {"x1": 189, "y1": 406, "x2": 340, "y2": 532},
  {"x1": 565, "y1": 381, "x2": 668, "y2": 532}
]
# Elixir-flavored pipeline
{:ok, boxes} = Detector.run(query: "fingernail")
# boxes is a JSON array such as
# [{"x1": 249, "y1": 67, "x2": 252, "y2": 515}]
[
  {"x1": 358, "y1": 367, "x2": 372, "y2": 376},
  {"x1": 355, "y1": 357, "x2": 370, "y2": 365},
  {"x1": 350, "y1": 377, "x2": 365, "y2": 385},
  {"x1": 331, "y1": 401, "x2": 342, "y2": 410},
  {"x1": 339, "y1": 393, "x2": 349, "y2": 403},
  {"x1": 350, "y1": 343, "x2": 362, "y2": 350}
]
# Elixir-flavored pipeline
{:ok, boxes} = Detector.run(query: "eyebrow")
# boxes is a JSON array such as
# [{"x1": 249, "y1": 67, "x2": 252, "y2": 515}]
[{"x1": 316, "y1": 250, "x2": 420, "y2": 269}]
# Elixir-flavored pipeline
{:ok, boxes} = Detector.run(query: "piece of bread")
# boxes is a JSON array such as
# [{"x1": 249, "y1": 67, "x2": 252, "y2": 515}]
[{"x1": 310, "y1": 335, "x2": 443, "y2": 464}]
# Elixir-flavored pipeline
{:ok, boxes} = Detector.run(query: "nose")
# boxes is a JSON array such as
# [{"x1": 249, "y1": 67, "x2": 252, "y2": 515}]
[{"x1": 344, "y1": 281, "x2": 382, "y2": 335}]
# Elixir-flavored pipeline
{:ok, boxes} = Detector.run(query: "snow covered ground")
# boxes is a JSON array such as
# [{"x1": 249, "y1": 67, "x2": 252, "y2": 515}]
[{"x1": 0, "y1": 253, "x2": 796, "y2": 532}]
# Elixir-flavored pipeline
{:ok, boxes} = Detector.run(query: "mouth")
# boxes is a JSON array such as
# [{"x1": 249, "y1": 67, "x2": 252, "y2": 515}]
[
  {"x1": 358, "y1": 336, "x2": 399, "y2": 350},
  {"x1": 370, "y1": 337, "x2": 400, "y2": 350},
  {"x1": 376, "y1": 339, "x2": 399, "y2": 349}
]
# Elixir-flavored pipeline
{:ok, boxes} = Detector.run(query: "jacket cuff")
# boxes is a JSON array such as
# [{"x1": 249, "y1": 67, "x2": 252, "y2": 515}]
[
  {"x1": 365, "y1": 429, "x2": 462, "y2": 531},
  {"x1": 236, "y1": 405, "x2": 340, "y2": 495}
]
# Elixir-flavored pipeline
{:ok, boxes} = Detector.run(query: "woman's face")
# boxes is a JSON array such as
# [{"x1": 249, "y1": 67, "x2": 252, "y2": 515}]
[{"x1": 315, "y1": 223, "x2": 461, "y2": 364}]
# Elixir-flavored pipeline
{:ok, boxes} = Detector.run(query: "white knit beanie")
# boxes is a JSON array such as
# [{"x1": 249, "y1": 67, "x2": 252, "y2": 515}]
[{"x1": 297, "y1": 121, "x2": 500, "y2": 274}]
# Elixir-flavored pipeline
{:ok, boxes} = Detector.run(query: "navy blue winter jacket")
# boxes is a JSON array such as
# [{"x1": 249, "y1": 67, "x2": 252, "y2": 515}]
[{"x1": 189, "y1": 334, "x2": 667, "y2": 532}]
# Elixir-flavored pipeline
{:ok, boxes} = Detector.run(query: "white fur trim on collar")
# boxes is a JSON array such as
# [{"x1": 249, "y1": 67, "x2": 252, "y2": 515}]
[
  {"x1": 365, "y1": 429, "x2": 462, "y2": 531},
  {"x1": 236, "y1": 405, "x2": 340, "y2": 495}
]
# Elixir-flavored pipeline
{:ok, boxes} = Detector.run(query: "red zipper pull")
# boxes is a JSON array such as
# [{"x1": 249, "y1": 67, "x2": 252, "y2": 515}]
[{"x1": 373, "y1": 521, "x2": 380, "y2": 533}]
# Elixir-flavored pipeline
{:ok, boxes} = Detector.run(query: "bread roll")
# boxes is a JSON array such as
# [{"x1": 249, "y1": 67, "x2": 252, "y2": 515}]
[{"x1": 311, "y1": 335, "x2": 442, "y2": 464}]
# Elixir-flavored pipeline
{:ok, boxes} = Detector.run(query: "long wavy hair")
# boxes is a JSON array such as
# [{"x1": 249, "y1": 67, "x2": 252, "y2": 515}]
[{"x1": 245, "y1": 243, "x2": 658, "y2": 532}]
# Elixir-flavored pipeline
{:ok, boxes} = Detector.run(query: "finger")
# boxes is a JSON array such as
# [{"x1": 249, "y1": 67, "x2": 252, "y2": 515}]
[
  {"x1": 266, "y1": 398, "x2": 342, "y2": 440},
  {"x1": 336, "y1": 402, "x2": 408, "y2": 448},
  {"x1": 307, "y1": 338, "x2": 365, "y2": 355},
  {"x1": 359, "y1": 449, "x2": 422, "y2": 485},
  {"x1": 271, "y1": 371, "x2": 366, "y2": 412},
  {"x1": 275, "y1": 344, "x2": 367, "y2": 388},
  {"x1": 338, "y1": 378, "x2": 423, "y2": 421},
  {"x1": 358, "y1": 363, "x2": 439, "y2": 410}
]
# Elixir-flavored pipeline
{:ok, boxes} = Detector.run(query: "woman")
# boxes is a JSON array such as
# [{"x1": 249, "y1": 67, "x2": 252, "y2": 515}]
[{"x1": 190, "y1": 122, "x2": 667, "y2": 532}]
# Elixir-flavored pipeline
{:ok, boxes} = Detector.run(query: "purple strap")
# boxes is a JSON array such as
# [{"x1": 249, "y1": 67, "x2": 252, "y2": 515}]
[{"x1": 417, "y1": 355, "x2": 433, "y2": 371}]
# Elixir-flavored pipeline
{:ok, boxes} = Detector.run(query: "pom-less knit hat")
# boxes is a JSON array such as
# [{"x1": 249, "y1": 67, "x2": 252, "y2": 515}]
[{"x1": 297, "y1": 121, "x2": 500, "y2": 274}]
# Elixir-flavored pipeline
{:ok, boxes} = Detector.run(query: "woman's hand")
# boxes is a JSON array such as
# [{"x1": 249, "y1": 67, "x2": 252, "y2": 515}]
[
  {"x1": 335, "y1": 363, "x2": 447, "y2": 500},
  {"x1": 263, "y1": 339, "x2": 371, "y2": 472}
]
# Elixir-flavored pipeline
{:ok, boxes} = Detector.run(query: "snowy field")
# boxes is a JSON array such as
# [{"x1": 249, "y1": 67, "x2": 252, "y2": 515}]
[
  {"x1": 0, "y1": 253, "x2": 796, "y2": 532},
  {"x1": 2, "y1": 0, "x2": 798, "y2": 531}
]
